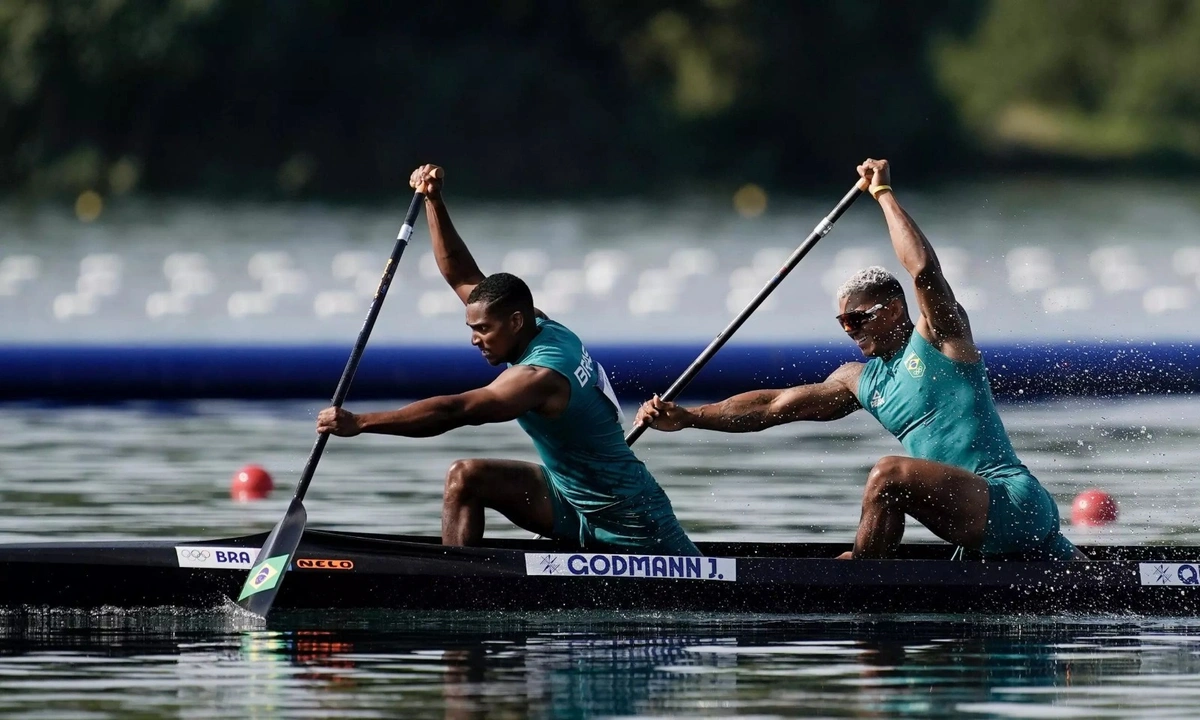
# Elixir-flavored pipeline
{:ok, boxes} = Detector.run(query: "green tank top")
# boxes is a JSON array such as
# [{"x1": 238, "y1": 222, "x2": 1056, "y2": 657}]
[
  {"x1": 513, "y1": 317, "x2": 660, "y2": 511},
  {"x1": 856, "y1": 329, "x2": 1029, "y2": 480}
]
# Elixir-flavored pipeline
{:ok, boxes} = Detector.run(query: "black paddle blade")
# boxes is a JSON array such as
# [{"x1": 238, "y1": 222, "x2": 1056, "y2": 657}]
[{"x1": 236, "y1": 498, "x2": 308, "y2": 617}]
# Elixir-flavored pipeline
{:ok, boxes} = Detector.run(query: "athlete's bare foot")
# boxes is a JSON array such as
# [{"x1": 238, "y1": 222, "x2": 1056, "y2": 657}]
[{"x1": 836, "y1": 551, "x2": 854, "y2": 560}]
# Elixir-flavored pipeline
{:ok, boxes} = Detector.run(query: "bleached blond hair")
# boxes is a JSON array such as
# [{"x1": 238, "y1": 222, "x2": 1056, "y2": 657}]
[{"x1": 836, "y1": 266, "x2": 904, "y2": 302}]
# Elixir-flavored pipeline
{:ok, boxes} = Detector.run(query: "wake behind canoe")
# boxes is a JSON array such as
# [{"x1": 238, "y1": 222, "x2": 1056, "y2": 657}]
[{"x1": 2, "y1": 529, "x2": 1199, "y2": 616}]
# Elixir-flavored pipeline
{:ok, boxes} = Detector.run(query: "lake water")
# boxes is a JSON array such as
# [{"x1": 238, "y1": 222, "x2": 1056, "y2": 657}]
[
  {"x1": 2, "y1": 395, "x2": 1200, "y2": 718},
  {"x1": 4, "y1": 612, "x2": 1200, "y2": 719}
]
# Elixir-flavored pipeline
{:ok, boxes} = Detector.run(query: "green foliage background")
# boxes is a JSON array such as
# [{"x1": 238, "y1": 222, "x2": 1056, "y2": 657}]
[{"x1": 2, "y1": 0, "x2": 1198, "y2": 200}]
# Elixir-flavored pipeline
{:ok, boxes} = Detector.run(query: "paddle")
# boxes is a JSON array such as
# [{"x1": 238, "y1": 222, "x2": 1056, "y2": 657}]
[
  {"x1": 237, "y1": 191, "x2": 426, "y2": 618},
  {"x1": 625, "y1": 177, "x2": 868, "y2": 446}
]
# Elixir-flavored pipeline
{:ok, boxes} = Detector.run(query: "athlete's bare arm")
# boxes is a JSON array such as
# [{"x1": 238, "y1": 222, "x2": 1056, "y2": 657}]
[
  {"x1": 412, "y1": 164, "x2": 548, "y2": 319},
  {"x1": 636, "y1": 363, "x2": 863, "y2": 433},
  {"x1": 411, "y1": 164, "x2": 486, "y2": 305},
  {"x1": 858, "y1": 159, "x2": 979, "y2": 363},
  {"x1": 316, "y1": 365, "x2": 570, "y2": 438}
]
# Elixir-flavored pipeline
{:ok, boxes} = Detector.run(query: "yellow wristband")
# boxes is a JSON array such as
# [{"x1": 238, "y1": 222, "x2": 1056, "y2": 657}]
[{"x1": 869, "y1": 184, "x2": 892, "y2": 199}]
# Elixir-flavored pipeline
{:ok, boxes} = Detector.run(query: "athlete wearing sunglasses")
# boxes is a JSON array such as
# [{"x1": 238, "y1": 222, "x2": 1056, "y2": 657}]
[
  {"x1": 835, "y1": 302, "x2": 885, "y2": 332},
  {"x1": 637, "y1": 158, "x2": 1083, "y2": 564}
]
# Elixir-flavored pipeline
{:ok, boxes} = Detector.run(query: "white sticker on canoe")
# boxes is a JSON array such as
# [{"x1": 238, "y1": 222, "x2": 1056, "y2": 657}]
[
  {"x1": 1139, "y1": 563, "x2": 1200, "y2": 586},
  {"x1": 525, "y1": 553, "x2": 736, "y2": 582},
  {"x1": 175, "y1": 546, "x2": 260, "y2": 570}
]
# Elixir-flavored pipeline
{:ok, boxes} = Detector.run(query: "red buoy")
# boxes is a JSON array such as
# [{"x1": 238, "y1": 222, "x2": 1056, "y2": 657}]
[
  {"x1": 231, "y1": 464, "x2": 274, "y2": 501},
  {"x1": 1071, "y1": 489, "x2": 1118, "y2": 526}
]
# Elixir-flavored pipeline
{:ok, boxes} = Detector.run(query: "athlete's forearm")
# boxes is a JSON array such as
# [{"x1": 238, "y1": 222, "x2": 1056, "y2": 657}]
[
  {"x1": 878, "y1": 194, "x2": 941, "y2": 280},
  {"x1": 426, "y1": 197, "x2": 485, "y2": 289},
  {"x1": 686, "y1": 390, "x2": 787, "y2": 433},
  {"x1": 356, "y1": 395, "x2": 468, "y2": 438}
]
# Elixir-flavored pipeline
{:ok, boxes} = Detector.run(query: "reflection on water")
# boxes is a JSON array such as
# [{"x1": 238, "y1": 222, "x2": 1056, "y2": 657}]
[{"x1": 3, "y1": 611, "x2": 1200, "y2": 719}]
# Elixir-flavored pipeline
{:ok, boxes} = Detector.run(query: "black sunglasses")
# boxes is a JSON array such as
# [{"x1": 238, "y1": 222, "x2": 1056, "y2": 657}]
[{"x1": 835, "y1": 302, "x2": 886, "y2": 331}]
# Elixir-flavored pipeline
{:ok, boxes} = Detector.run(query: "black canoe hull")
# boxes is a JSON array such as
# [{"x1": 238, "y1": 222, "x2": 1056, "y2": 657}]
[{"x1": 3, "y1": 530, "x2": 1200, "y2": 616}]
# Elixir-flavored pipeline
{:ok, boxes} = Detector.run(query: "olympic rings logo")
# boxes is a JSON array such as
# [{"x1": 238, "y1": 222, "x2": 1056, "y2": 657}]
[{"x1": 179, "y1": 549, "x2": 212, "y2": 561}]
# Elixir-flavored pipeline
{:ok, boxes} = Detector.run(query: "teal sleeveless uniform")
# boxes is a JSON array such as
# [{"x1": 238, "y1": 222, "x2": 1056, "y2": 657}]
[
  {"x1": 856, "y1": 329, "x2": 1076, "y2": 560},
  {"x1": 513, "y1": 317, "x2": 698, "y2": 556}
]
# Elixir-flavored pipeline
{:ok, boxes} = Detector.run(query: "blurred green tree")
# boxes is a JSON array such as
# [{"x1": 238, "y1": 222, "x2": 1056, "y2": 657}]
[
  {"x1": 936, "y1": 0, "x2": 1200, "y2": 161},
  {"x1": 0, "y1": 0, "x2": 1195, "y2": 200}
]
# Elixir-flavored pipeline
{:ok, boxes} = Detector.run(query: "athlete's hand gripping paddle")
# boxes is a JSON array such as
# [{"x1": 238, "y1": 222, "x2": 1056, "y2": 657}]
[
  {"x1": 626, "y1": 177, "x2": 869, "y2": 446},
  {"x1": 237, "y1": 191, "x2": 426, "y2": 618}
]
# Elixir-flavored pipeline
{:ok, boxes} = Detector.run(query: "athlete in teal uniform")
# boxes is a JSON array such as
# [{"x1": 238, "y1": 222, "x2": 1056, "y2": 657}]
[
  {"x1": 513, "y1": 316, "x2": 694, "y2": 552},
  {"x1": 635, "y1": 158, "x2": 1081, "y2": 562},
  {"x1": 855, "y1": 329, "x2": 1075, "y2": 559},
  {"x1": 317, "y1": 164, "x2": 697, "y2": 556}
]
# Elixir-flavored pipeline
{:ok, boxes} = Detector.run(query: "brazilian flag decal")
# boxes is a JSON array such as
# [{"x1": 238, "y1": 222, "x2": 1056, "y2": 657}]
[
  {"x1": 238, "y1": 555, "x2": 289, "y2": 600},
  {"x1": 904, "y1": 353, "x2": 926, "y2": 379}
]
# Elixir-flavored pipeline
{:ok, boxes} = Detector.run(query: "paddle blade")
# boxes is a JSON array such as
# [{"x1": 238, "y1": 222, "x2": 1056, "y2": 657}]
[{"x1": 236, "y1": 497, "x2": 308, "y2": 617}]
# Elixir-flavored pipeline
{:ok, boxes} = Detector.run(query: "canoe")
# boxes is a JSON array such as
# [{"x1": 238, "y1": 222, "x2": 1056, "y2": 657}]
[{"x1": 2, "y1": 529, "x2": 1198, "y2": 615}]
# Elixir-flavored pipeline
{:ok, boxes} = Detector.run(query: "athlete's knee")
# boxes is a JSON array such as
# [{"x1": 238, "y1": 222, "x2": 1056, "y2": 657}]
[
  {"x1": 864, "y1": 456, "x2": 914, "y2": 507},
  {"x1": 444, "y1": 459, "x2": 488, "y2": 503}
]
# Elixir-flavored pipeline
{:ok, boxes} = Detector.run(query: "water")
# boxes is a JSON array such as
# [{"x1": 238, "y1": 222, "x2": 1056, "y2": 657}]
[
  {"x1": 2, "y1": 396, "x2": 1200, "y2": 717},
  {"x1": 4, "y1": 612, "x2": 1200, "y2": 719},
  {"x1": 2, "y1": 396, "x2": 1198, "y2": 545}
]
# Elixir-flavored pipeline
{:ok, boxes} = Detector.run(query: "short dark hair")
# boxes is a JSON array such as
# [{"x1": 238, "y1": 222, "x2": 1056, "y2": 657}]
[{"x1": 466, "y1": 272, "x2": 535, "y2": 316}]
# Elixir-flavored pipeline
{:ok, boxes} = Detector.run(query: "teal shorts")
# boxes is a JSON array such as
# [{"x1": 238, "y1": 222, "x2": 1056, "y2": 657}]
[
  {"x1": 980, "y1": 472, "x2": 1077, "y2": 561},
  {"x1": 544, "y1": 470, "x2": 700, "y2": 557}
]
